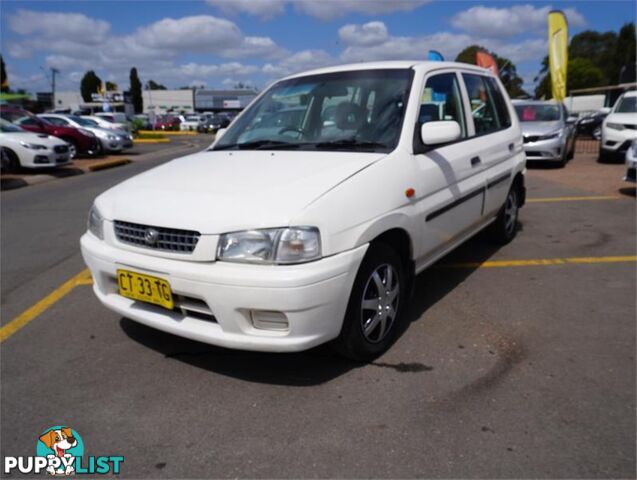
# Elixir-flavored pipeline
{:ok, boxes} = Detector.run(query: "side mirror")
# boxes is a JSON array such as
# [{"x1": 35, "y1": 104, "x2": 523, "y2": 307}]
[
  {"x1": 420, "y1": 121, "x2": 461, "y2": 146},
  {"x1": 566, "y1": 116, "x2": 577, "y2": 124},
  {"x1": 599, "y1": 107, "x2": 611, "y2": 114}
]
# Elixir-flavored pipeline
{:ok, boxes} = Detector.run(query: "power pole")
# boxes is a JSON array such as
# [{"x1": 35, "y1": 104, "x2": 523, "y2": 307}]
[{"x1": 51, "y1": 68, "x2": 59, "y2": 110}]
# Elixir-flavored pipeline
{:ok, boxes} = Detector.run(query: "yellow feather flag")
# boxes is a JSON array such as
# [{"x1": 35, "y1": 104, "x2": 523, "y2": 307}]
[{"x1": 548, "y1": 10, "x2": 568, "y2": 100}]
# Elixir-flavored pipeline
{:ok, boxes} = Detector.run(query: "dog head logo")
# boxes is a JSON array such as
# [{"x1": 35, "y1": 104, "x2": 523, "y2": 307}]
[{"x1": 36, "y1": 426, "x2": 84, "y2": 476}]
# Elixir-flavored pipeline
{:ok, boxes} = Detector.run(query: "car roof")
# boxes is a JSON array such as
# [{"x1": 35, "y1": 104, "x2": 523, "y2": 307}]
[
  {"x1": 280, "y1": 60, "x2": 490, "y2": 81},
  {"x1": 621, "y1": 90, "x2": 637, "y2": 98}
]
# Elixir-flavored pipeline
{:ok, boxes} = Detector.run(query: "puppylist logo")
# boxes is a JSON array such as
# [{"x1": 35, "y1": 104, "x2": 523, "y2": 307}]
[{"x1": 3, "y1": 426, "x2": 124, "y2": 476}]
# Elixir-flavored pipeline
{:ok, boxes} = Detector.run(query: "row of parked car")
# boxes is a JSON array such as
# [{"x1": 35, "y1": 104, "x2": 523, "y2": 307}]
[
  {"x1": 0, "y1": 107, "x2": 134, "y2": 170},
  {"x1": 146, "y1": 112, "x2": 237, "y2": 132}
]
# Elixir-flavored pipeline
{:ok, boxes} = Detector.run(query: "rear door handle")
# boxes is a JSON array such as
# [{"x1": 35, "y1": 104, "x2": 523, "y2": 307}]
[{"x1": 470, "y1": 156, "x2": 481, "y2": 167}]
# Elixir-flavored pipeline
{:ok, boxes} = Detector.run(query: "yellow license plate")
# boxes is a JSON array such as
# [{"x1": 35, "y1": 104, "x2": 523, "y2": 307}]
[{"x1": 117, "y1": 269, "x2": 174, "y2": 310}]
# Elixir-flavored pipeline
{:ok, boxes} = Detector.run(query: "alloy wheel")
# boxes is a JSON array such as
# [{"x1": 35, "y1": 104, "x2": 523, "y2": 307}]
[
  {"x1": 360, "y1": 263, "x2": 400, "y2": 343},
  {"x1": 504, "y1": 190, "x2": 518, "y2": 237}
]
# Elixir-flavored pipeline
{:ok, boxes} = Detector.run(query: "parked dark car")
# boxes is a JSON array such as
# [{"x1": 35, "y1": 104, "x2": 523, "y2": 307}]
[
  {"x1": 0, "y1": 107, "x2": 100, "y2": 157},
  {"x1": 197, "y1": 114, "x2": 231, "y2": 133},
  {"x1": 154, "y1": 115, "x2": 181, "y2": 131},
  {"x1": 575, "y1": 109, "x2": 609, "y2": 139}
]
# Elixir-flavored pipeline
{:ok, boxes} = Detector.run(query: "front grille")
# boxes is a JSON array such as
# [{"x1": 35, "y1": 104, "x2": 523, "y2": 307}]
[
  {"x1": 54, "y1": 145, "x2": 69, "y2": 153},
  {"x1": 523, "y1": 135, "x2": 540, "y2": 143},
  {"x1": 624, "y1": 124, "x2": 636, "y2": 130},
  {"x1": 114, "y1": 220, "x2": 201, "y2": 253}
]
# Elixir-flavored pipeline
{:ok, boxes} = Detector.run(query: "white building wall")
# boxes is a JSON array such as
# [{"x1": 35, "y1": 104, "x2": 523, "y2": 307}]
[{"x1": 54, "y1": 91, "x2": 85, "y2": 110}]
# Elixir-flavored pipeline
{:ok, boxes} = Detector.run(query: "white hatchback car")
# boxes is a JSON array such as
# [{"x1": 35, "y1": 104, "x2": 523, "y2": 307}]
[
  {"x1": 599, "y1": 91, "x2": 637, "y2": 162},
  {"x1": 0, "y1": 119, "x2": 72, "y2": 170},
  {"x1": 81, "y1": 61, "x2": 526, "y2": 360}
]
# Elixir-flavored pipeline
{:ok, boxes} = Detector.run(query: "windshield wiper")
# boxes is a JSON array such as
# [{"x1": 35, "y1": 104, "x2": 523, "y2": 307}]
[
  {"x1": 314, "y1": 138, "x2": 388, "y2": 150},
  {"x1": 212, "y1": 140, "x2": 301, "y2": 151}
]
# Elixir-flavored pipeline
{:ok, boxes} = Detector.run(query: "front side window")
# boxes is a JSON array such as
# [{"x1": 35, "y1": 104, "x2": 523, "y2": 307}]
[
  {"x1": 419, "y1": 72, "x2": 467, "y2": 138},
  {"x1": 462, "y1": 73, "x2": 502, "y2": 135},
  {"x1": 484, "y1": 77, "x2": 511, "y2": 128},
  {"x1": 214, "y1": 69, "x2": 413, "y2": 152}
]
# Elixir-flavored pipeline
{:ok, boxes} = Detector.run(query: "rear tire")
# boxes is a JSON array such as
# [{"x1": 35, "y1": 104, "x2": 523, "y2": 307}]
[
  {"x1": 488, "y1": 185, "x2": 519, "y2": 245},
  {"x1": 332, "y1": 243, "x2": 406, "y2": 361}
]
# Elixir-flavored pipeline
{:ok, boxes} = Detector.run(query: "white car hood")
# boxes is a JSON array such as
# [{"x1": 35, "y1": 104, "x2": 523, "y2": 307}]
[
  {"x1": 0, "y1": 131, "x2": 65, "y2": 147},
  {"x1": 96, "y1": 149, "x2": 385, "y2": 234},
  {"x1": 606, "y1": 112, "x2": 637, "y2": 125}
]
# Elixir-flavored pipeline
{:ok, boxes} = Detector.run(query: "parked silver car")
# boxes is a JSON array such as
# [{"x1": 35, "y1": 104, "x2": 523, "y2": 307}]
[
  {"x1": 513, "y1": 100, "x2": 576, "y2": 167},
  {"x1": 38, "y1": 114, "x2": 132, "y2": 153}
]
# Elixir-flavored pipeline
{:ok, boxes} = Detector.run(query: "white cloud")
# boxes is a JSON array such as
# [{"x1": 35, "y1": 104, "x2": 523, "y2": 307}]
[
  {"x1": 205, "y1": 0, "x2": 287, "y2": 19},
  {"x1": 339, "y1": 21, "x2": 549, "y2": 64},
  {"x1": 134, "y1": 15, "x2": 242, "y2": 52},
  {"x1": 8, "y1": 9, "x2": 110, "y2": 44},
  {"x1": 263, "y1": 49, "x2": 337, "y2": 77},
  {"x1": 207, "y1": 0, "x2": 431, "y2": 20},
  {"x1": 450, "y1": 4, "x2": 586, "y2": 38},
  {"x1": 338, "y1": 21, "x2": 389, "y2": 46},
  {"x1": 295, "y1": 0, "x2": 431, "y2": 20}
]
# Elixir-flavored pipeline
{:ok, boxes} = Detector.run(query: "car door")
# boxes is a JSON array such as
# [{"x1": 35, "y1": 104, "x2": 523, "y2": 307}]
[
  {"x1": 412, "y1": 70, "x2": 486, "y2": 261},
  {"x1": 461, "y1": 73, "x2": 519, "y2": 217}
]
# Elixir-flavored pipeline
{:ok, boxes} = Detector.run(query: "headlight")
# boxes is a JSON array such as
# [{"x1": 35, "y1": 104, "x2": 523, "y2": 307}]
[
  {"x1": 20, "y1": 141, "x2": 47, "y2": 150},
  {"x1": 217, "y1": 227, "x2": 321, "y2": 264},
  {"x1": 107, "y1": 134, "x2": 117, "y2": 140},
  {"x1": 607, "y1": 123, "x2": 625, "y2": 131},
  {"x1": 538, "y1": 130, "x2": 562, "y2": 140},
  {"x1": 87, "y1": 205, "x2": 104, "y2": 240}
]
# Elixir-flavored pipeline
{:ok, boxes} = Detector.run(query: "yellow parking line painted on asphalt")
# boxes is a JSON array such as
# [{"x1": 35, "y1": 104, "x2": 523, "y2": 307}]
[
  {"x1": 528, "y1": 195, "x2": 622, "y2": 203},
  {"x1": 439, "y1": 255, "x2": 637, "y2": 269},
  {"x1": 0, "y1": 269, "x2": 93, "y2": 343}
]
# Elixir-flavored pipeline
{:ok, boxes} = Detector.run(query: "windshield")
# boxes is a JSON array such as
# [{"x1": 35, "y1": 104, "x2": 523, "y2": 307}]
[
  {"x1": 615, "y1": 96, "x2": 637, "y2": 113},
  {"x1": 514, "y1": 104, "x2": 561, "y2": 122},
  {"x1": 0, "y1": 119, "x2": 25, "y2": 132},
  {"x1": 69, "y1": 115, "x2": 97, "y2": 127},
  {"x1": 213, "y1": 69, "x2": 414, "y2": 152}
]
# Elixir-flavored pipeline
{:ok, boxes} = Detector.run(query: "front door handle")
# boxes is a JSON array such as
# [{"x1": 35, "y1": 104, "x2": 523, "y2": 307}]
[
  {"x1": 508, "y1": 143, "x2": 515, "y2": 152},
  {"x1": 470, "y1": 156, "x2": 481, "y2": 167}
]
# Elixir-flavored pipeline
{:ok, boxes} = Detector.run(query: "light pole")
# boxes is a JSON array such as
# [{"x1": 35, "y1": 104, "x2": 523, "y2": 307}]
[{"x1": 51, "y1": 68, "x2": 59, "y2": 109}]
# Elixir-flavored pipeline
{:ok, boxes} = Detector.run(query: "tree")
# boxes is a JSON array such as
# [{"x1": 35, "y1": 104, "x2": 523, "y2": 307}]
[
  {"x1": 0, "y1": 55, "x2": 8, "y2": 93},
  {"x1": 534, "y1": 22, "x2": 636, "y2": 98},
  {"x1": 614, "y1": 23, "x2": 636, "y2": 83},
  {"x1": 80, "y1": 70, "x2": 102, "y2": 102},
  {"x1": 129, "y1": 67, "x2": 143, "y2": 114},
  {"x1": 105, "y1": 81, "x2": 117, "y2": 91},
  {"x1": 145, "y1": 79, "x2": 166, "y2": 90},
  {"x1": 455, "y1": 45, "x2": 528, "y2": 98}
]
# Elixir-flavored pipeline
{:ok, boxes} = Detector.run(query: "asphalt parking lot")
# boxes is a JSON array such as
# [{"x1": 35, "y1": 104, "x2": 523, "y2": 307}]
[{"x1": 1, "y1": 140, "x2": 635, "y2": 478}]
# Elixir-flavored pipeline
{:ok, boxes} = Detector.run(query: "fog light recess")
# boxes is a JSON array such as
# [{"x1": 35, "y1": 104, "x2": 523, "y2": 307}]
[{"x1": 250, "y1": 310, "x2": 289, "y2": 331}]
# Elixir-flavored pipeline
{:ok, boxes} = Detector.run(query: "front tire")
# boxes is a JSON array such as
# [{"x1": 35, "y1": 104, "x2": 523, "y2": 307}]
[
  {"x1": 333, "y1": 243, "x2": 406, "y2": 361},
  {"x1": 1, "y1": 148, "x2": 20, "y2": 171},
  {"x1": 488, "y1": 186, "x2": 519, "y2": 245}
]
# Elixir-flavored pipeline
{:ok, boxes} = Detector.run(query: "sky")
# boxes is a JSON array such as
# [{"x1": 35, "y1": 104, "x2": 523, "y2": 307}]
[{"x1": 1, "y1": 0, "x2": 635, "y2": 95}]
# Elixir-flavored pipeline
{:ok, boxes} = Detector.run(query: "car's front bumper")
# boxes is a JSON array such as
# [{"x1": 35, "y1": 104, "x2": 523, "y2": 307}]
[
  {"x1": 99, "y1": 137, "x2": 124, "y2": 152},
  {"x1": 80, "y1": 233, "x2": 367, "y2": 352},
  {"x1": 21, "y1": 149, "x2": 72, "y2": 168},
  {"x1": 601, "y1": 127, "x2": 637, "y2": 154},
  {"x1": 522, "y1": 136, "x2": 565, "y2": 161}
]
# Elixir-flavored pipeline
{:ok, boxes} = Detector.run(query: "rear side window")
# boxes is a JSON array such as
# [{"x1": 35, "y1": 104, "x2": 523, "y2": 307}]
[
  {"x1": 462, "y1": 73, "x2": 504, "y2": 135},
  {"x1": 484, "y1": 77, "x2": 511, "y2": 129},
  {"x1": 420, "y1": 73, "x2": 467, "y2": 138}
]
